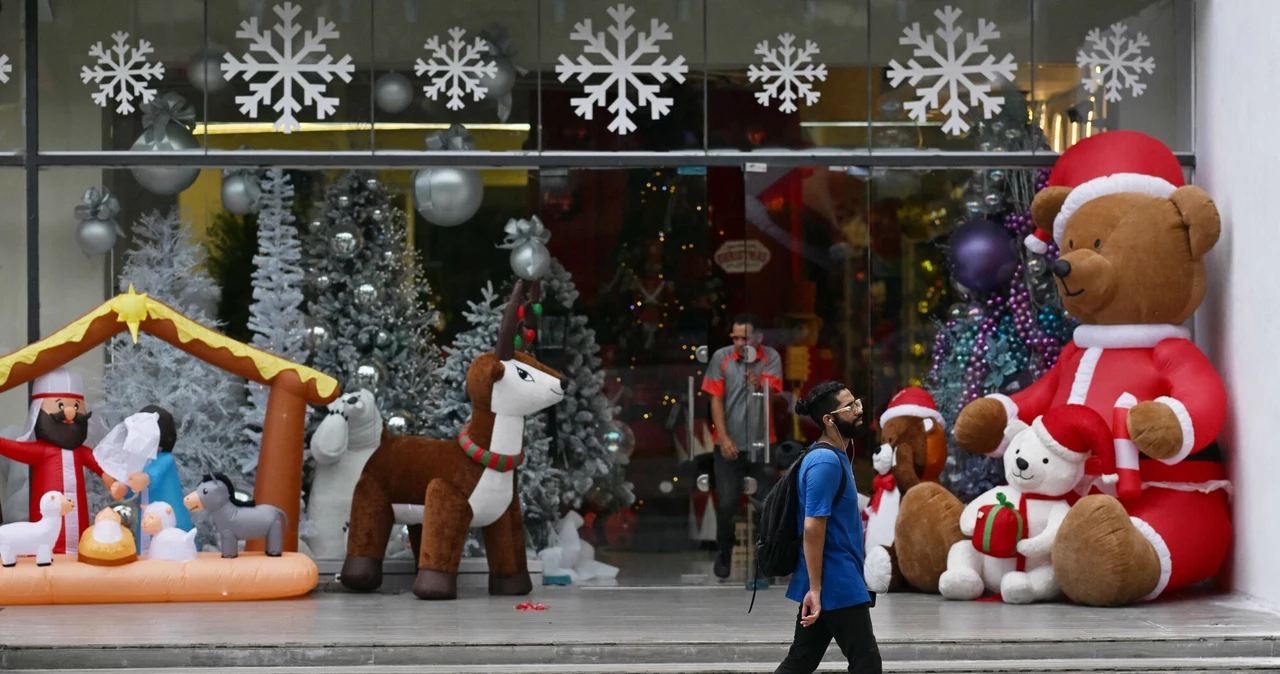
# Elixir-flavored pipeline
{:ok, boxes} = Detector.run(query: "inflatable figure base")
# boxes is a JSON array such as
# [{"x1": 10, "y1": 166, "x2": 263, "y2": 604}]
[{"x1": 0, "y1": 551, "x2": 318, "y2": 605}]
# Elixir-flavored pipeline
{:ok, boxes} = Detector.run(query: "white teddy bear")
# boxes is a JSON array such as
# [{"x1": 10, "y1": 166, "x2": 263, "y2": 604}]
[
  {"x1": 939, "y1": 405, "x2": 1116, "y2": 604},
  {"x1": 305, "y1": 389, "x2": 383, "y2": 560}
]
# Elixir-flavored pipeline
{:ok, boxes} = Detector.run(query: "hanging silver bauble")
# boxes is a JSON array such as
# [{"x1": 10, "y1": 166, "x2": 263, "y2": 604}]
[
  {"x1": 352, "y1": 360, "x2": 386, "y2": 391},
  {"x1": 329, "y1": 222, "x2": 362, "y2": 259},
  {"x1": 308, "y1": 218, "x2": 325, "y2": 234},
  {"x1": 222, "y1": 172, "x2": 262, "y2": 215},
  {"x1": 385, "y1": 410, "x2": 412, "y2": 436},
  {"x1": 476, "y1": 55, "x2": 517, "y2": 102},
  {"x1": 370, "y1": 207, "x2": 385, "y2": 222},
  {"x1": 303, "y1": 319, "x2": 331, "y2": 349},
  {"x1": 946, "y1": 302, "x2": 968, "y2": 320},
  {"x1": 381, "y1": 249, "x2": 396, "y2": 264},
  {"x1": 187, "y1": 47, "x2": 229, "y2": 94},
  {"x1": 963, "y1": 197, "x2": 985, "y2": 216},
  {"x1": 306, "y1": 270, "x2": 332, "y2": 294},
  {"x1": 337, "y1": 194, "x2": 352, "y2": 209},
  {"x1": 413, "y1": 167, "x2": 484, "y2": 227},
  {"x1": 365, "y1": 177, "x2": 381, "y2": 191},
  {"x1": 1026, "y1": 256, "x2": 1047, "y2": 277},
  {"x1": 988, "y1": 169, "x2": 1006, "y2": 184},
  {"x1": 77, "y1": 219, "x2": 118, "y2": 256},
  {"x1": 374, "y1": 329, "x2": 393, "y2": 349},
  {"x1": 509, "y1": 240, "x2": 551, "y2": 281},
  {"x1": 353, "y1": 282, "x2": 379, "y2": 306},
  {"x1": 131, "y1": 122, "x2": 201, "y2": 196},
  {"x1": 982, "y1": 191, "x2": 1003, "y2": 209},
  {"x1": 373, "y1": 72, "x2": 414, "y2": 114}
]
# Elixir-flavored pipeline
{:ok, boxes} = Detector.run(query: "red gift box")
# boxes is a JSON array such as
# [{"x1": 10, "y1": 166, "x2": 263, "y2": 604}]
[{"x1": 972, "y1": 492, "x2": 1024, "y2": 559}]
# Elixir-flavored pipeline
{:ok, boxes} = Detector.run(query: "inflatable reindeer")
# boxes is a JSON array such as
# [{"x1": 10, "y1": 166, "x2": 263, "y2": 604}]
[{"x1": 339, "y1": 280, "x2": 566, "y2": 600}]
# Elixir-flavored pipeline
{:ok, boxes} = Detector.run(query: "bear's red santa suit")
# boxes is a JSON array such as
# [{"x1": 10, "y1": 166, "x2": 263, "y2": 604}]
[
  {"x1": 0, "y1": 369, "x2": 129, "y2": 555},
  {"x1": 986, "y1": 132, "x2": 1230, "y2": 601}
]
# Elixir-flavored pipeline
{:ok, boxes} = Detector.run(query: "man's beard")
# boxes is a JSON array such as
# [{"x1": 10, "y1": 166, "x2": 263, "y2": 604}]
[
  {"x1": 832, "y1": 417, "x2": 860, "y2": 441},
  {"x1": 35, "y1": 410, "x2": 91, "y2": 450}
]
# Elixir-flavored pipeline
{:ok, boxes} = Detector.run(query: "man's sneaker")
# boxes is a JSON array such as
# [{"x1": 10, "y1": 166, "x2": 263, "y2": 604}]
[{"x1": 713, "y1": 552, "x2": 731, "y2": 579}]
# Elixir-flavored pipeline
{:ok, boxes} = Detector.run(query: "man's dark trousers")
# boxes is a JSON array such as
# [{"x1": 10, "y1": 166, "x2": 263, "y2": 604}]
[
  {"x1": 774, "y1": 603, "x2": 882, "y2": 673},
  {"x1": 713, "y1": 447, "x2": 773, "y2": 566}
]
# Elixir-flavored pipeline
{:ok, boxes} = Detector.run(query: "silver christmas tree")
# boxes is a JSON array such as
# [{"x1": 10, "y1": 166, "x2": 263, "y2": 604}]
[
  {"x1": 302, "y1": 172, "x2": 441, "y2": 435},
  {"x1": 239, "y1": 168, "x2": 310, "y2": 477},
  {"x1": 98, "y1": 209, "x2": 248, "y2": 547}
]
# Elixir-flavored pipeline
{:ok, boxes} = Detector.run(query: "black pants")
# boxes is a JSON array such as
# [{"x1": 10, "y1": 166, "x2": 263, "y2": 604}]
[
  {"x1": 775, "y1": 603, "x2": 882, "y2": 673},
  {"x1": 713, "y1": 447, "x2": 773, "y2": 560}
]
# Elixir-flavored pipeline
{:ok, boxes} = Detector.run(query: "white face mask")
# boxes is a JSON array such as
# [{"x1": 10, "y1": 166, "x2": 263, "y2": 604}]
[{"x1": 873, "y1": 443, "x2": 895, "y2": 475}]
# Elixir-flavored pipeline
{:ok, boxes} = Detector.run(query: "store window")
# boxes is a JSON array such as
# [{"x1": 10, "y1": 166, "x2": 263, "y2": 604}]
[{"x1": 0, "y1": 0, "x2": 1198, "y2": 584}]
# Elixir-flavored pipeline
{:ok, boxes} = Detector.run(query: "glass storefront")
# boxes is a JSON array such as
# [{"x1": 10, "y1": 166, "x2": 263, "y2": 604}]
[{"x1": 0, "y1": 0, "x2": 1194, "y2": 585}]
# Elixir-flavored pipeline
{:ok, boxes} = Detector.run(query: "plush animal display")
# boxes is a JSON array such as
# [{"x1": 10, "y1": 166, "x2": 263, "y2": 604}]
[
  {"x1": 185, "y1": 474, "x2": 289, "y2": 558},
  {"x1": 304, "y1": 389, "x2": 382, "y2": 559},
  {"x1": 339, "y1": 280, "x2": 566, "y2": 600},
  {"x1": 78, "y1": 507, "x2": 140, "y2": 566},
  {"x1": 940, "y1": 405, "x2": 1113, "y2": 604},
  {"x1": 0, "y1": 491, "x2": 73, "y2": 567},
  {"x1": 899, "y1": 131, "x2": 1230, "y2": 607},
  {"x1": 862, "y1": 387, "x2": 955, "y2": 594},
  {"x1": 142, "y1": 501, "x2": 198, "y2": 562}
]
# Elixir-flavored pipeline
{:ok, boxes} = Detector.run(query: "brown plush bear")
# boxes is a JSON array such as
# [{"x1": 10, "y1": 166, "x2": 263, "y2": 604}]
[
  {"x1": 862, "y1": 388, "x2": 963, "y2": 594},
  {"x1": 897, "y1": 131, "x2": 1230, "y2": 606}
]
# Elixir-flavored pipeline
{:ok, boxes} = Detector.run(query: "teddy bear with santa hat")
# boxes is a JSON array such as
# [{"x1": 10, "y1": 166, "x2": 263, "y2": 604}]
[{"x1": 940, "y1": 405, "x2": 1115, "y2": 604}]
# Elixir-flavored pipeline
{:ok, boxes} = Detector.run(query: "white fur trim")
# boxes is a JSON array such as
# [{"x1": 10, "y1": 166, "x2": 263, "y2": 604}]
[
  {"x1": 1073, "y1": 324, "x2": 1190, "y2": 349},
  {"x1": 1129, "y1": 516, "x2": 1172, "y2": 602},
  {"x1": 880, "y1": 404, "x2": 944, "y2": 429},
  {"x1": 1115, "y1": 440, "x2": 1140, "y2": 470},
  {"x1": 1100, "y1": 474, "x2": 1120, "y2": 484},
  {"x1": 1068, "y1": 348, "x2": 1102, "y2": 405},
  {"x1": 1053, "y1": 174, "x2": 1178, "y2": 246},
  {"x1": 1032, "y1": 417, "x2": 1088, "y2": 463},
  {"x1": 1024, "y1": 233, "x2": 1048, "y2": 254},
  {"x1": 1153, "y1": 397, "x2": 1195, "y2": 465},
  {"x1": 61, "y1": 451, "x2": 78, "y2": 555}
]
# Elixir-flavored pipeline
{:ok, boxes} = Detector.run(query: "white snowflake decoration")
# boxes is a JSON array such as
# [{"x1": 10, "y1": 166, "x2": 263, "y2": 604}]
[
  {"x1": 748, "y1": 34, "x2": 827, "y2": 113},
  {"x1": 220, "y1": 2, "x2": 355, "y2": 134},
  {"x1": 554, "y1": 3, "x2": 689, "y2": 135},
  {"x1": 886, "y1": 5, "x2": 1018, "y2": 137},
  {"x1": 1077, "y1": 23, "x2": 1155, "y2": 102},
  {"x1": 80, "y1": 32, "x2": 165, "y2": 115},
  {"x1": 0, "y1": 55, "x2": 10, "y2": 84},
  {"x1": 414, "y1": 27, "x2": 498, "y2": 111}
]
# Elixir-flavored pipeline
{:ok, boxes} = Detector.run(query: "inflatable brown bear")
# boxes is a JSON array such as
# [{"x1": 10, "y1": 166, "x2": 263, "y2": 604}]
[{"x1": 897, "y1": 131, "x2": 1230, "y2": 606}]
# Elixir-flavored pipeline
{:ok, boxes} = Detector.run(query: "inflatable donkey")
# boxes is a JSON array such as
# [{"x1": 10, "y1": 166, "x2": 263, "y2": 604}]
[{"x1": 185, "y1": 474, "x2": 289, "y2": 558}]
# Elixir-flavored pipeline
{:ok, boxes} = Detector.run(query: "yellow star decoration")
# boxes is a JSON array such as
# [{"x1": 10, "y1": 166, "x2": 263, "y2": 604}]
[{"x1": 110, "y1": 285, "x2": 152, "y2": 344}]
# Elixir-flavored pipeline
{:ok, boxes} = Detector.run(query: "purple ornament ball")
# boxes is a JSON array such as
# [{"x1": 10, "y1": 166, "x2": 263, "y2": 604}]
[{"x1": 948, "y1": 219, "x2": 1020, "y2": 292}]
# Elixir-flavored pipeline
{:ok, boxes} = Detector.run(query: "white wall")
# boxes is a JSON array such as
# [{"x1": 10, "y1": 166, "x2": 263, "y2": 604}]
[{"x1": 1194, "y1": 0, "x2": 1280, "y2": 610}]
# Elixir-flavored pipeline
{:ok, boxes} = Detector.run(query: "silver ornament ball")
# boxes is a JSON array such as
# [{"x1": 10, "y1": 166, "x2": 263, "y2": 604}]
[
  {"x1": 187, "y1": 47, "x2": 229, "y2": 94},
  {"x1": 476, "y1": 56, "x2": 517, "y2": 100},
  {"x1": 337, "y1": 194, "x2": 352, "y2": 209},
  {"x1": 76, "y1": 218, "x2": 118, "y2": 256},
  {"x1": 303, "y1": 320, "x2": 331, "y2": 349},
  {"x1": 365, "y1": 177, "x2": 381, "y2": 191},
  {"x1": 131, "y1": 123, "x2": 201, "y2": 196},
  {"x1": 371, "y1": 207, "x2": 385, "y2": 222},
  {"x1": 386, "y1": 410, "x2": 413, "y2": 435},
  {"x1": 373, "y1": 72, "x2": 414, "y2": 115},
  {"x1": 307, "y1": 271, "x2": 333, "y2": 294},
  {"x1": 329, "y1": 223, "x2": 362, "y2": 259},
  {"x1": 354, "y1": 282, "x2": 379, "y2": 306},
  {"x1": 374, "y1": 329, "x2": 394, "y2": 349},
  {"x1": 1026, "y1": 256, "x2": 1047, "y2": 276},
  {"x1": 509, "y1": 240, "x2": 551, "y2": 281},
  {"x1": 413, "y1": 167, "x2": 484, "y2": 227},
  {"x1": 309, "y1": 218, "x2": 325, "y2": 234},
  {"x1": 352, "y1": 360, "x2": 386, "y2": 391},
  {"x1": 222, "y1": 173, "x2": 262, "y2": 215}
]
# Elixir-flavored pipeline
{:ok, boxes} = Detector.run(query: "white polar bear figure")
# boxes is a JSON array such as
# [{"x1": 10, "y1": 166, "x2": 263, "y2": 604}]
[
  {"x1": 0, "y1": 491, "x2": 74, "y2": 567},
  {"x1": 939, "y1": 405, "x2": 1116, "y2": 604},
  {"x1": 304, "y1": 389, "x2": 383, "y2": 559},
  {"x1": 142, "y1": 501, "x2": 198, "y2": 562}
]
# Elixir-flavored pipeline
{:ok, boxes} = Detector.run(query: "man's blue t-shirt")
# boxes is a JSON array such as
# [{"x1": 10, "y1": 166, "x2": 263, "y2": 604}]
[{"x1": 784, "y1": 445, "x2": 871, "y2": 610}]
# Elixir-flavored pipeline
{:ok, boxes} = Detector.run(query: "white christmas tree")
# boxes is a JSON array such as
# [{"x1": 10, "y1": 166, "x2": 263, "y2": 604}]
[
  {"x1": 537, "y1": 259, "x2": 634, "y2": 513},
  {"x1": 239, "y1": 168, "x2": 309, "y2": 477},
  {"x1": 98, "y1": 209, "x2": 248, "y2": 547}
]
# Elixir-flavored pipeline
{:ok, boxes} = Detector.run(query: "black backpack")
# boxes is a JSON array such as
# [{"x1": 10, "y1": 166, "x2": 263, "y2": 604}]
[{"x1": 749, "y1": 442, "x2": 847, "y2": 613}]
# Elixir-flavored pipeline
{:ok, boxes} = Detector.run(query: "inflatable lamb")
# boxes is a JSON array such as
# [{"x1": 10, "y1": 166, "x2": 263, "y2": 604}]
[
  {"x1": 142, "y1": 501, "x2": 198, "y2": 562},
  {"x1": 0, "y1": 490, "x2": 74, "y2": 567}
]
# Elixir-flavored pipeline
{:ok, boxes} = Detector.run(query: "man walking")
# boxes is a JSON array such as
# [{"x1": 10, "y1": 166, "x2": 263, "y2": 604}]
[
  {"x1": 701, "y1": 313, "x2": 783, "y2": 584},
  {"x1": 777, "y1": 380, "x2": 881, "y2": 673}
]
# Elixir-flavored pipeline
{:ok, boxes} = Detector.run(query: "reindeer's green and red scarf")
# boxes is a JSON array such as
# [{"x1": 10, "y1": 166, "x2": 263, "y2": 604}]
[{"x1": 458, "y1": 425, "x2": 526, "y2": 472}]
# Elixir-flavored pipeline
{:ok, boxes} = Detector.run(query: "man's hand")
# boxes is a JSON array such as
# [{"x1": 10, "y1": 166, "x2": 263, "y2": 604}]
[
  {"x1": 720, "y1": 438, "x2": 739, "y2": 460},
  {"x1": 801, "y1": 589, "x2": 822, "y2": 627},
  {"x1": 107, "y1": 477, "x2": 127, "y2": 501}
]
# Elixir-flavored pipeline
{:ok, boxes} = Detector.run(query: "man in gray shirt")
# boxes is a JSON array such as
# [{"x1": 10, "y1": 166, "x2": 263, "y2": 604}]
[{"x1": 701, "y1": 313, "x2": 783, "y2": 583}]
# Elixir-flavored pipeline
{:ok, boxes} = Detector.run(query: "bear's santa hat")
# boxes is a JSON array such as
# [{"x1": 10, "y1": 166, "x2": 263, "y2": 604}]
[
  {"x1": 1025, "y1": 131, "x2": 1186, "y2": 254},
  {"x1": 880, "y1": 386, "x2": 944, "y2": 430},
  {"x1": 16, "y1": 368, "x2": 85, "y2": 443},
  {"x1": 1028, "y1": 404, "x2": 1117, "y2": 483}
]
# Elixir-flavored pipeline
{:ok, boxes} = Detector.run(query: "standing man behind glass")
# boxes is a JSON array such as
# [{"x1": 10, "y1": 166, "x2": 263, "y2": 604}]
[{"x1": 701, "y1": 313, "x2": 783, "y2": 582}]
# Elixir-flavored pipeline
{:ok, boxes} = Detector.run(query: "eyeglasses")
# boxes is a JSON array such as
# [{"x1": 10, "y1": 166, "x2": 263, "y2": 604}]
[{"x1": 828, "y1": 399, "x2": 863, "y2": 416}]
